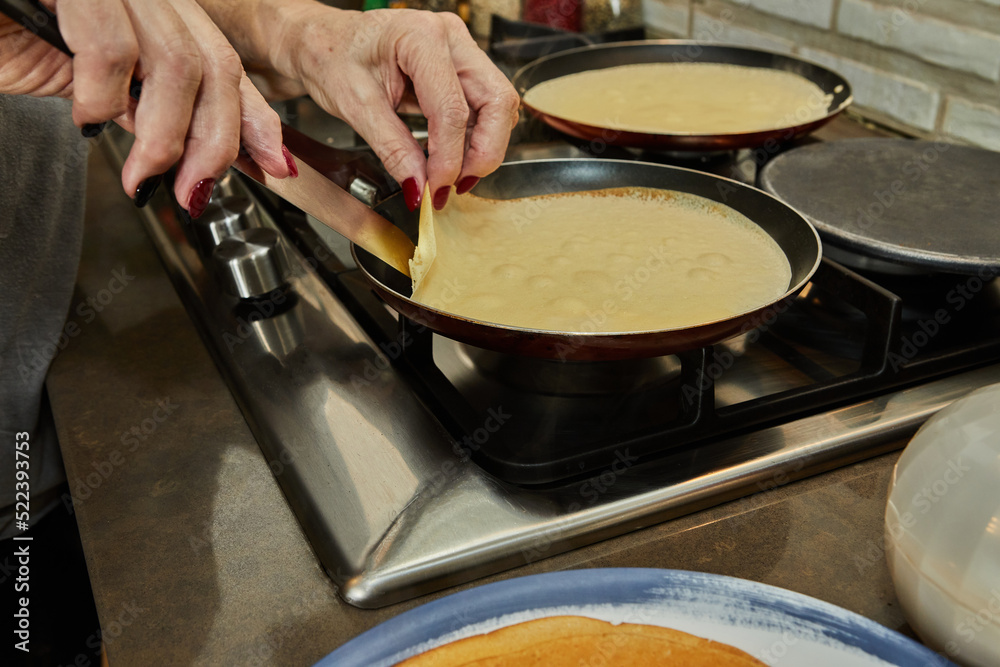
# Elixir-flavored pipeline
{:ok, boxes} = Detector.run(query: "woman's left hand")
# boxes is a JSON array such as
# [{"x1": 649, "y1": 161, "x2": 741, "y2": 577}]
[{"x1": 241, "y1": 4, "x2": 520, "y2": 211}]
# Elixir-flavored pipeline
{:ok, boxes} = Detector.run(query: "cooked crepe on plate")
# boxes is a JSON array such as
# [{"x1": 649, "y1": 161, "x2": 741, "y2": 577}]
[{"x1": 394, "y1": 615, "x2": 768, "y2": 666}]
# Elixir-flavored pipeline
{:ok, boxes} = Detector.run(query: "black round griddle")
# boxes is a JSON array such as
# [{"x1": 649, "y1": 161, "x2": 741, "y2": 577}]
[
  {"x1": 512, "y1": 40, "x2": 853, "y2": 152},
  {"x1": 758, "y1": 138, "x2": 1000, "y2": 276}
]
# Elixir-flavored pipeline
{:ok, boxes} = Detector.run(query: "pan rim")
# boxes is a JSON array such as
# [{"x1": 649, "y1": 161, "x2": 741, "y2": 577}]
[
  {"x1": 351, "y1": 158, "x2": 823, "y2": 339},
  {"x1": 513, "y1": 39, "x2": 854, "y2": 141}
]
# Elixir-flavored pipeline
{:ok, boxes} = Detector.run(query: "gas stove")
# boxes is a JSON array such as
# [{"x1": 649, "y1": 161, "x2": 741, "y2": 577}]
[{"x1": 106, "y1": 104, "x2": 1000, "y2": 609}]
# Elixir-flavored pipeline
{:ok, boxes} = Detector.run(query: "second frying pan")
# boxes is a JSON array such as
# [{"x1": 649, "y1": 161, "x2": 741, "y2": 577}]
[
  {"x1": 353, "y1": 159, "x2": 822, "y2": 361},
  {"x1": 512, "y1": 41, "x2": 853, "y2": 152}
]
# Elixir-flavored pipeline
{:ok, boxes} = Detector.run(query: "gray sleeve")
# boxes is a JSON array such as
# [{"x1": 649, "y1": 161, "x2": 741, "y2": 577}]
[{"x1": 0, "y1": 94, "x2": 89, "y2": 538}]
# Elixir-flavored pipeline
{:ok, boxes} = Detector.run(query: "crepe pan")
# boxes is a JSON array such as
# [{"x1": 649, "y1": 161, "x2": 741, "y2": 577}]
[
  {"x1": 512, "y1": 41, "x2": 853, "y2": 152},
  {"x1": 352, "y1": 159, "x2": 821, "y2": 361},
  {"x1": 759, "y1": 138, "x2": 1000, "y2": 276}
]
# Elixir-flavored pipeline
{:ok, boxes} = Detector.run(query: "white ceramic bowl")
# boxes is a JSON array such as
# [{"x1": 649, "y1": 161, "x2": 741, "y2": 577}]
[{"x1": 885, "y1": 382, "x2": 1000, "y2": 667}]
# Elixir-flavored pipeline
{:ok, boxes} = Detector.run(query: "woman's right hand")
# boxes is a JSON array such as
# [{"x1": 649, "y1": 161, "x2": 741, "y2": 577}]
[{"x1": 0, "y1": 0, "x2": 293, "y2": 216}]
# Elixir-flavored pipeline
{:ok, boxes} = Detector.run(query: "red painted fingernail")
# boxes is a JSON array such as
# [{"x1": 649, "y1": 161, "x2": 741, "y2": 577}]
[
  {"x1": 433, "y1": 186, "x2": 451, "y2": 211},
  {"x1": 281, "y1": 144, "x2": 298, "y2": 178},
  {"x1": 187, "y1": 178, "x2": 215, "y2": 219},
  {"x1": 402, "y1": 177, "x2": 421, "y2": 212},
  {"x1": 455, "y1": 176, "x2": 479, "y2": 195}
]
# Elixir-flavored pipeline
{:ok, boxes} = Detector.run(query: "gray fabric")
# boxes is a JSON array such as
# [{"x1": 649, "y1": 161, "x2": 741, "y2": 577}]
[{"x1": 0, "y1": 94, "x2": 87, "y2": 539}]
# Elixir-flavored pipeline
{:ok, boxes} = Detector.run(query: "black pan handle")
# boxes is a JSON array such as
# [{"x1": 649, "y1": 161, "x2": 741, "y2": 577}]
[{"x1": 281, "y1": 123, "x2": 397, "y2": 205}]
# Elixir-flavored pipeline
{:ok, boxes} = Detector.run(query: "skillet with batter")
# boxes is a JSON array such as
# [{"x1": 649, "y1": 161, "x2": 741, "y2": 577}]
[
  {"x1": 522, "y1": 63, "x2": 833, "y2": 136},
  {"x1": 409, "y1": 187, "x2": 791, "y2": 333}
]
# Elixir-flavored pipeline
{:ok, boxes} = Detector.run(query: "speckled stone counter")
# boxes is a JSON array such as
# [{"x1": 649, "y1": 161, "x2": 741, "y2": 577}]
[{"x1": 47, "y1": 138, "x2": 912, "y2": 666}]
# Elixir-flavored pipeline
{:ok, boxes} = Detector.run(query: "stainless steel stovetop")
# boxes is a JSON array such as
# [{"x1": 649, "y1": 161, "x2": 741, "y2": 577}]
[{"x1": 106, "y1": 108, "x2": 1000, "y2": 608}]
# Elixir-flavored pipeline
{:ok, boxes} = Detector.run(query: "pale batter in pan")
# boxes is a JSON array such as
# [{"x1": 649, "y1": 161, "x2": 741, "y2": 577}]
[
  {"x1": 522, "y1": 63, "x2": 833, "y2": 135},
  {"x1": 409, "y1": 187, "x2": 791, "y2": 333}
]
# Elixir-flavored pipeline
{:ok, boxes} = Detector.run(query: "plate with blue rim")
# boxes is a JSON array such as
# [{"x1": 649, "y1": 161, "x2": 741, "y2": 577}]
[{"x1": 315, "y1": 568, "x2": 952, "y2": 666}]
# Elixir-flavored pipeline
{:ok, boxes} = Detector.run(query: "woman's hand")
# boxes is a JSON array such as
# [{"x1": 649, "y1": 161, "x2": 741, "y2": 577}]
[
  {"x1": 286, "y1": 8, "x2": 520, "y2": 210},
  {"x1": 210, "y1": 1, "x2": 520, "y2": 212},
  {"x1": 0, "y1": 0, "x2": 292, "y2": 216}
]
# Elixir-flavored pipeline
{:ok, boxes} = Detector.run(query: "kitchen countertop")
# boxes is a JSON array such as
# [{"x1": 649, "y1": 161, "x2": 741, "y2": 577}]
[{"x1": 48, "y1": 115, "x2": 915, "y2": 665}]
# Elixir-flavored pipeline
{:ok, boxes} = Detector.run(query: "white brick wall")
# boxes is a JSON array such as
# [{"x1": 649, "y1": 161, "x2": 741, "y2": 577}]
[
  {"x1": 798, "y1": 48, "x2": 941, "y2": 131},
  {"x1": 837, "y1": 0, "x2": 1000, "y2": 81},
  {"x1": 736, "y1": 0, "x2": 835, "y2": 29},
  {"x1": 691, "y1": 11, "x2": 796, "y2": 53},
  {"x1": 639, "y1": 0, "x2": 1000, "y2": 149},
  {"x1": 944, "y1": 98, "x2": 1000, "y2": 150}
]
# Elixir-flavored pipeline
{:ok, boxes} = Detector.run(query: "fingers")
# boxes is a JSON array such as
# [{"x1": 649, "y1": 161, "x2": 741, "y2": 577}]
[
  {"x1": 57, "y1": 0, "x2": 139, "y2": 127},
  {"x1": 237, "y1": 74, "x2": 290, "y2": 180},
  {"x1": 334, "y1": 69, "x2": 430, "y2": 210},
  {"x1": 395, "y1": 15, "x2": 472, "y2": 207},
  {"x1": 6, "y1": 0, "x2": 289, "y2": 214},
  {"x1": 394, "y1": 12, "x2": 517, "y2": 207},
  {"x1": 118, "y1": 1, "x2": 201, "y2": 198},
  {"x1": 444, "y1": 21, "x2": 519, "y2": 185},
  {"x1": 254, "y1": 7, "x2": 518, "y2": 210},
  {"x1": 167, "y1": 0, "x2": 285, "y2": 214},
  {"x1": 0, "y1": 28, "x2": 74, "y2": 98},
  {"x1": 118, "y1": 0, "x2": 287, "y2": 214},
  {"x1": 168, "y1": 3, "x2": 239, "y2": 212}
]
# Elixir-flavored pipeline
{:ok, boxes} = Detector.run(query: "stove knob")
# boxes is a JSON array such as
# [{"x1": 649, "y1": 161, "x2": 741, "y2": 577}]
[
  {"x1": 193, "y1": 195, "x2": 258, "y2": 252},
  {"x1": 214, "y1": 228, "x2": 290, "y2": 299},
  {"x1": 211, "y1": 170, "x2": 240, "y2": 199}
]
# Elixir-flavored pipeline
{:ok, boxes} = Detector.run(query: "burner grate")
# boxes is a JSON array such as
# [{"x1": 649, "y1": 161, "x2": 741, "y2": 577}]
[
  {"x1": 252, "y1": 142, "x2": 1000, "y2": 486},
  {"x1": 323, "y1": 256, "x2": 1000, "y2": 485}
]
